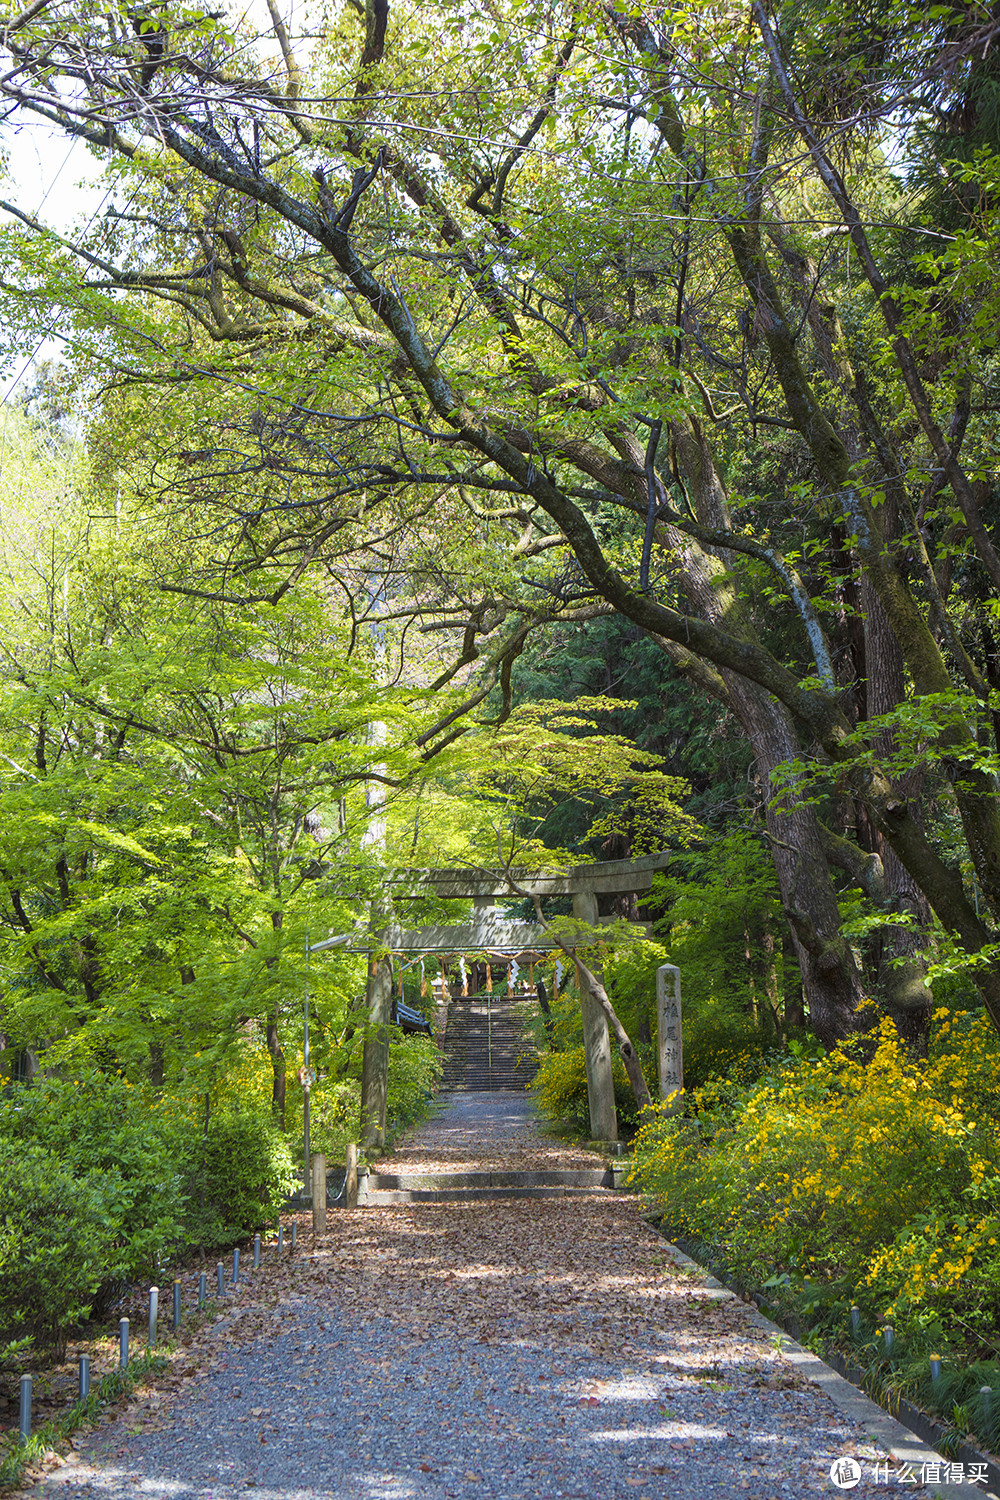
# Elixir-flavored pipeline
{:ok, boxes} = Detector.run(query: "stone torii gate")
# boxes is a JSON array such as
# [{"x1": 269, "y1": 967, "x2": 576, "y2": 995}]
[{"x1": 313, "y1": 851, "x2": 673, "y2": 1152}]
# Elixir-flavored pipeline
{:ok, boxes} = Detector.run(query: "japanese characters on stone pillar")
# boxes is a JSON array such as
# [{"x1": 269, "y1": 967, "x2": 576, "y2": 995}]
[{"x1": 656, "y1": 964, "x2": 683, "y2": 1110}]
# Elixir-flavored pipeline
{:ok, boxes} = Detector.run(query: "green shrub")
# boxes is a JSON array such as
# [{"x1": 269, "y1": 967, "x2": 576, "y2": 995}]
[
  {"x1": 532, "y1": 1044, "x2": 591, "y2": 1131},
  {"x1": 604, "y1": 940, "x2": 668, "y2": 1042},
  {"x1": 681, "y1": 993, "x2": 779, "y2": 1090},
  {"x1": 629, "y1": 1013, "x2": 1000, "y2": 1355},
  {"x1": 0, "y1": 1073, "x2": 188, "y2": 1285},
  {"x1": 184, "y1": 1109, "x2": 297, "y2": 1248},
  {"x1": 0, "y1": 1143, "x2": 118, "y2": 1357},
  {"x1": 386, "y1": 1033, "x2": 442, "y2": 1136},
  {"x1": 284, "y1": 1028, "x2": 442, "y2": 1164},
  {"x1": 308, "y1": 1077, "x2": 363, "y2": 1165},
  {"x1": 650, "y1": 834, "x2": 790, "y2": 1083}
]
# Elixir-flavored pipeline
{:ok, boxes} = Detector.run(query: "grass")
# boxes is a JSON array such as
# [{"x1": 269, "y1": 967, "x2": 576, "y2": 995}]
[{"x1": 0, "y1": 1347, "x2": 170, "y2": 1491}]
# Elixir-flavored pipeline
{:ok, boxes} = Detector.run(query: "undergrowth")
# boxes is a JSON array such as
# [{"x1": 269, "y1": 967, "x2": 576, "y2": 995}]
[
  {"x1": 0, "y1": 1349, "x2": 168, "y2": 1492},
  {"x1": 630, "y1": 1007, "x2": 1000, "y2": 1454}
]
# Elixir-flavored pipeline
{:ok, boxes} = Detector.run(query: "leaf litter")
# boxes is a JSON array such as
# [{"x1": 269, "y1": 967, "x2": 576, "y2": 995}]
[{"x1": 15, "y1": 1099, "x2": 937, "y2": 1499}]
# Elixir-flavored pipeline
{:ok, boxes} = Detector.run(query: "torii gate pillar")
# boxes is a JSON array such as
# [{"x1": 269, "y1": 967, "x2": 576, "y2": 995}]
[
  {"x1": 360, "y1": 951, "x2": 392, "y2": 1153},
  {"x1": 572, "y1": 889, "x2": 618, "y2": 1143}
]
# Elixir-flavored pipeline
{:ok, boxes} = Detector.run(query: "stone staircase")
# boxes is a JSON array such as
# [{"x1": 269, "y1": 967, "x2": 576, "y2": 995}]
[
  {"x1": 357, "y1": 1163, "x2": 628, "y2": 1206},
  {"x1": 440, "y1": 996, "x2": 537, "y2": 1092}
]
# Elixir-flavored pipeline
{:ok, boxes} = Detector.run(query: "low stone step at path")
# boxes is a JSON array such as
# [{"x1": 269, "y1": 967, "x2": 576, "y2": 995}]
[
  {"x1": 362, "y1": 1183, "x2": 609, "y2": 1204},
  {"x1": 360, "y1": 1161, "x2": 625, "y2": 1204},
  {"x1": 366, "y1": 1167, "x2": 615, "y2": 1188}
]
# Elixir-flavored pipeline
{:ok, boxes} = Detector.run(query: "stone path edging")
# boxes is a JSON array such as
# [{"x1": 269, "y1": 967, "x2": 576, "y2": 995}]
[{"x1": 656, "y1": 1235, "x2": 1000, "y2": 1500}]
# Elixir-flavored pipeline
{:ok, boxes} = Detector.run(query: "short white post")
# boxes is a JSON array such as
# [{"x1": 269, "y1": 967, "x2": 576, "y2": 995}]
[{"x1": 19, "y1": 1375, "x2": 31, "y2": 1445}]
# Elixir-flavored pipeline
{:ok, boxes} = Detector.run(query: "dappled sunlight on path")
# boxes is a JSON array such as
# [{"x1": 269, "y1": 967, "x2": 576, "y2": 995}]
[{"x1": 22, "y1": 1095, "x2": 939, "y2": 1500}]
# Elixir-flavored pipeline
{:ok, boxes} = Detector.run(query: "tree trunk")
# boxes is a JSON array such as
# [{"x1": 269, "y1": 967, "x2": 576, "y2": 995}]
[
  {"x1": 529, "y1": 894, "x2": 651, "y2": 1113},
  {"x1": 658, "y1": 416, "x2": 867, "y2": 1046},
  {"x1": 783, "y1": 933, "x2": 805, "y2": 1031},
  {"x1": 149, "y1": 1040, "x2": 164, "y2": 1088},
  {"x1": 859, "y1": 572, "x2": 934, "y2": 1046},
  {"x1": 733, "y1": 676, "x2": 866, "y2": 1046},
  {"x1": 360, "y1": 949, "x2": 392, "y2": 1153}
]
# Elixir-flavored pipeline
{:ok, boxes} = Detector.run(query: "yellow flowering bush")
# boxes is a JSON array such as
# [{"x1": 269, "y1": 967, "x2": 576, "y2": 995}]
[
  {"x1": 533, "y1": 1043, "x2": 649, "y2": 1131},
  {"x1": 630, "y1": 1010, "x2": 1000, "y2": 1352}
]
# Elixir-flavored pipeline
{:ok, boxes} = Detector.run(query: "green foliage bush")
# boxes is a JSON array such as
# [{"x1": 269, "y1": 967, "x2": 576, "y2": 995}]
[
  {"x1": 651, "y1": 834, "x2": 787, "y2": 1086},
  {"x1": 386, "y1": 1033, "x2": 443, "y2": 1137},
  {"x1": 0, "y1": 1072, "x2": 305, "y2": 1353},
  {"x1": 0, "y1": 1143, "x2": 118, "y2": 1357},
  {"x1": 308, "y1": 1077, "x2": 363, "y2": 1165},
  {"x1": 533, "y1": 1043, "x2": 645, "y2": 1133},
  {"x1": 680, "y1": 994, "x2": 780, "y2": 1091},
  {"x1": 306, "y1": 1033, "x2": 442, "y2": 1160},
  {"x1": 0, "y1": 1072, "x2": 188, "y2": 1284},
  {"x1": 603, "y1": 940, "x2": 665, "y2": 1042},
  {"x1": 184, "y1": 1108, "x2": 297, "y2": 1249}
]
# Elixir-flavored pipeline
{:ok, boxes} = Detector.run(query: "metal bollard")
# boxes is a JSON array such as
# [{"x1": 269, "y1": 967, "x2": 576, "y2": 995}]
[
  {"x1": 883, "y1": 1323, "x2": 894, "y2": 1353},
  {"x1": 79, "y1": 1354, "x2": 90, "y2": 1400},
  {"x1": 217, "y1": 1261, "x2": 224, "y2": 1297},
  {"x1": 277, "y1": 1225, "x2": 284, "y2": 1254},
  {"x1": 198, "y1": 1271, "x2": 207, "y2": 1308},
  {"x1": 930, "y1": 1354, "x2": 941, "y2": 1384},
  {"x1": 232, "y1": 1246, "x2": 240, "y2": 1285},
  {"x1": 983, "y1": 1385, "x2": 993, "y2": 1429},
  {"x1": 173, "y1": 1279, "x2": 181, "y2": 1331},
  {"x1": 19, "y1": 1375, "x2": 31, "y2": 1446},
  {"x1": 291, "y1": 1222, "x2": 297, "y2": 1251},
  {"x1": 148, "y1": 1286, "x2": 158, "y2": 1348},
  {"x1": 253, "y1": 1233, "x2": 261, "y2": 1269},
  {"x1": 119, "y1": 1317, "x2": 129, "y2": 1370},
  {"x1": 850, "y1": 1305, "x2": 860, "y2": 1337}
]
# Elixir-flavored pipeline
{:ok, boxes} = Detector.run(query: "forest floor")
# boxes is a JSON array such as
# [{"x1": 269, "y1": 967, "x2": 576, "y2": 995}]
[{"x1": 16, "y1": 1094, "x2": 964, "y2": 1500}]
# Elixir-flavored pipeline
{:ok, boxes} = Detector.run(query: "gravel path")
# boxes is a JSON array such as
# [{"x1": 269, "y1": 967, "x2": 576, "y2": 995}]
[
  {"x1": 371, "y1": 1092, "x2": 600, "y2": 1174},
  {"x1": 25, "y1": 1096, "x2": 939, "y2": 1500}
]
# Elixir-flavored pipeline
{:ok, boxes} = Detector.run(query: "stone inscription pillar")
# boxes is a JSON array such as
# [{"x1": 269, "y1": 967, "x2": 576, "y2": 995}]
[{"x1": 656, "y1": 963, "x2": 683, "y2": 1110}]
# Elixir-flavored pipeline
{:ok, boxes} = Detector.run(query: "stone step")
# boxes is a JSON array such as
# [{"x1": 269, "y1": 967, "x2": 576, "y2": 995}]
[
  {"x1": 368, "y1": 1168, "x2": 614, "y2": 1190},
  {"x1": 357, "y1": 1164, "x2": 629, "y2": 1203},
  {"x1": 361, "y1": 1185, "x2": 610, "y2": 1204},
  {"x1": 441, "y1": 1058, "x2": 531, "y2": 1074},
  {"x1": 441, "y1": 1078, "x2": 528, "y2": 1089},
  {"x1": 440, "y1": 999, "x2": 539, "y2": 1093}
]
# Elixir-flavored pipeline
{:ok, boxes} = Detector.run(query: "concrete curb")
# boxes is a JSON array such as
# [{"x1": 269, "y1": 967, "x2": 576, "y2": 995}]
[{"x1": 656, "y1": 1234, "x2": 1000, "y2": 1500}]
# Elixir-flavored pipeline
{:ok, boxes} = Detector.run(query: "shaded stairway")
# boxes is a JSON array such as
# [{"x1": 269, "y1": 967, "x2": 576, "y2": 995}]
[{"x1": 440, "y1": 996, "x2": 538, "y2": 1092}]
